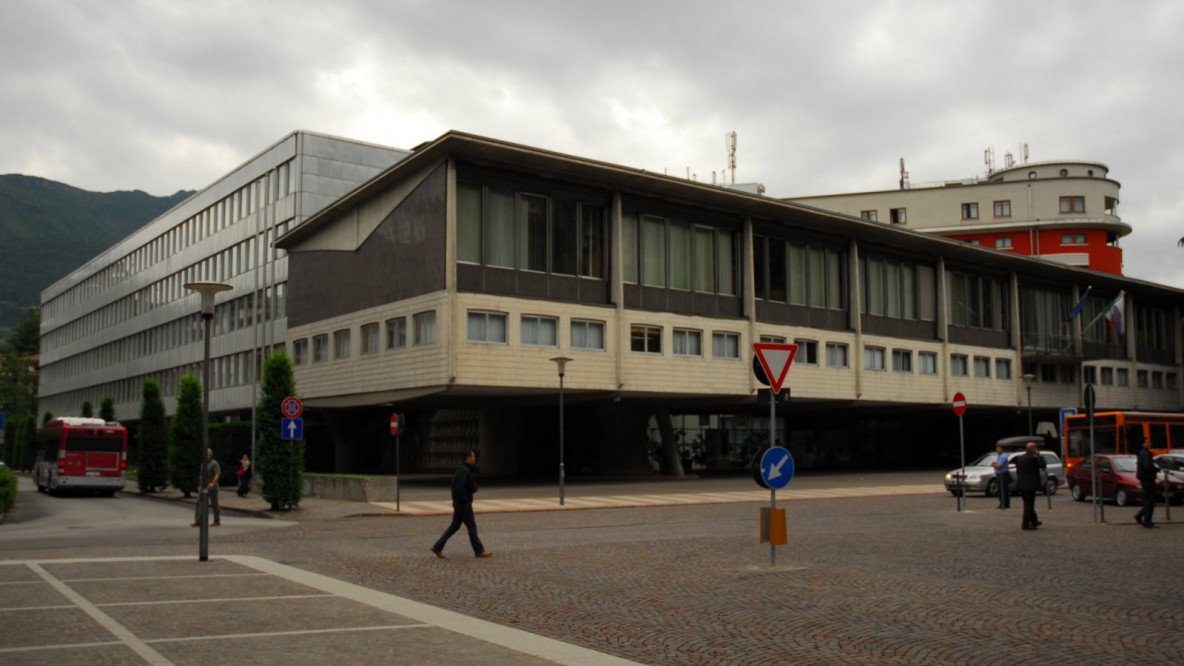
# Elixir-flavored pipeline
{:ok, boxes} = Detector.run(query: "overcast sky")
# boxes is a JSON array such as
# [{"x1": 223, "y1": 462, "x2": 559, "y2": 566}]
[{"x1": 3, "y1": 0, "x2": 1182, "y2": 288}]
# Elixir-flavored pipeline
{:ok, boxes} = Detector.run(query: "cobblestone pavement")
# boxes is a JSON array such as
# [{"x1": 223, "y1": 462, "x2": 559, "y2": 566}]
[{"x1": 4, "y1": 484, "x2": 1182, "y2": 664}]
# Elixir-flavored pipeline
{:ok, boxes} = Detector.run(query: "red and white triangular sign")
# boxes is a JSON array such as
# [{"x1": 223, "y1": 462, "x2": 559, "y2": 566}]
[{"x1": 753, "y1": 343, "x2": 799, "y2": 395}]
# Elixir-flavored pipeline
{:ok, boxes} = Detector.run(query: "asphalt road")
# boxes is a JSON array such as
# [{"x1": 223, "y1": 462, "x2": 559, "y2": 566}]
[{"x1": 3, "y1": 474, "x2": 1182, "y2": 664}]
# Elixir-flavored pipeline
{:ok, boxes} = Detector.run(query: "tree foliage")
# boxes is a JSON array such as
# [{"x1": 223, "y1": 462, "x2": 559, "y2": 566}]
[
  {"x1": 8, "y1": 307, "x2": 40, "y2": 355},
  {"x1": 255, "y1": 351, "x2": 303, "y2": 510},
  {"x1": 137, "y1": 379, "x2": 169, "y2": 493},
  {"x1": 80, "y1": 400, "x2": 93, "y2": 418},
  {"x1": 99, "y1": 396, "x2": 116, "y2": 422},
  {"x1": 169, "y1": 375, "x2": 204, "y2": 498}
]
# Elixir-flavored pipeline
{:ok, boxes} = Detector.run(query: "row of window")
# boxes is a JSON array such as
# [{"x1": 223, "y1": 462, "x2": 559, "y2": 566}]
[
  {"x1": 861, "y1": 195, "x2": 1114, "y2": 227},
  {"x1": 292, "y1": 311, "x2": 438, "y2": 364},
  {"x1": 39, "y1": 288, "x2": 286, "y2": 387},
  {"x1": 623, "y1": 213, "x2": 738, "y2": 295},
  {"x1": 967, "y1": 234, "x2": 1087, "y2": 250},
  {"x1": 752, "y1": 236, "x2": 842, "y2": 309},
  {"x1": 861, "y1": 348, "x2": 1013, "y2": 379},
  {"x1": 42, "y1": 222, "x2": 292, "y2": 355},
  {"x1": 41, "y1": 344, "x2": 284, "y2": 418},
  {"x1": 45, "y1": 160, "x2": 296, "y2": 321},
  {"x1": 1085, "y1": 366, "x2": 1178, "y2": 390}
]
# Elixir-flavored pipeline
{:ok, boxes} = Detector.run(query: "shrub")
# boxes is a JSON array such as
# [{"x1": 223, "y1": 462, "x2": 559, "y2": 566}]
[
  {"x1": 169, "y1": 375, "x2": 204, "y2": 498},
  {"x1": 255, "y1": 351, "x2": 303, "y2": 510},
  {"x1": 137, "y1": 379, "x2": 169, "y2": 493},
  {"x1": 0, "y1": 466, "x2": 17, "y2": 518}
]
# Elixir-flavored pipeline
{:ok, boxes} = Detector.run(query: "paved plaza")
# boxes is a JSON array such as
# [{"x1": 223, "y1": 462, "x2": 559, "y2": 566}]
[{"x1": 2, "y1": 476, "x2": 1181, "y2": 664}]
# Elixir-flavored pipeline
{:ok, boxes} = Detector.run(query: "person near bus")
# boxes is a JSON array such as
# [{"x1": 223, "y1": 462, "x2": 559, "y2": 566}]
[
  {"x1": 236, "y1": 453, "x2": 252, "y2": 497},
  {"x1": 1014, "y1": 441, "x2": 1046, "y2": 531},
  {"x1": 1134, "y1": 437, "x2": 1158, "y2": 528},
  {"x1": 990, "y1": 444, "x2": 1011, "y2": 509},
  {"x1": 191, "y1": 449, "x2": 221, "y2": 527}
]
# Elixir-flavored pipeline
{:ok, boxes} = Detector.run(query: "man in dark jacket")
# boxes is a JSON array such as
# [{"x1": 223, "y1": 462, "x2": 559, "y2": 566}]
[
  {"x1": 1014, "y1": 441, "x2": 1046, "y2": 531},
  {"x1": 1134, "y1": 437, "x2": 1159, "y2": 528},
  {"x1": 431, "y1": 450, "x2": 492, "y2": 558}
]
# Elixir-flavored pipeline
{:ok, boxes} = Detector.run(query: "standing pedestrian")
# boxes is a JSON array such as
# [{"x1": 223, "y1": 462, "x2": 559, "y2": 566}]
[
  {"x1": 191, "y1": 448, "x2": 221, "y2": 527},
  {"x1": 1134, "y1": 437, "x2": 1159, "y2": 528},
  {"x1": 1014, "y1": 441, "x2": 1046, "y2": 531},
  {"x1": 236, "y1": 453, "x2": 252, "y2": 497},
  {"x1": 431, "y1": 450, "x2": 492, "y2": 558},
  {"x1": 991, "y1": 444, "x2": 1011, "y2": 509}
]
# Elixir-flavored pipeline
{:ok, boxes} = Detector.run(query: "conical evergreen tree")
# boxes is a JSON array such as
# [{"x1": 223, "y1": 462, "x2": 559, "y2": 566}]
[
  {"x1": 255, "y1": 351, "x2": 303, "y2": 510},
  {"x1": 137, "y1": 379, "x2": 169, "y2": 493},
  {"x1": 169, "y1": 375, "x2": 204, "y2": 498},
  {"x1": 99, "y1": 396, "x2": 116, "y2": 422}
]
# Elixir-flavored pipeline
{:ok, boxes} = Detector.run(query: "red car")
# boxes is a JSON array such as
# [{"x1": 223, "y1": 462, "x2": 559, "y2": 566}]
[{"x1": 1067, "y1": 454, "x2": 1184, "y2": 506}]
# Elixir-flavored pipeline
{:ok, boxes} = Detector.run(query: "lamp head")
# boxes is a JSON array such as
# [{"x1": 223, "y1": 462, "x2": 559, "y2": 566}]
[
  {"x1": 184, "y1": 282, "x2": 232, "y2": 317},
  {"x1": 549, "y1": 356, "x2": 574, "y2": 377}
]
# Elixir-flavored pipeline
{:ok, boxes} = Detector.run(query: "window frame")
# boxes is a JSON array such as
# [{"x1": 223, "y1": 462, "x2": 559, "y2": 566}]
[
  {"x1": 672, "y1": 328, "x2": 703, "y2": 357},
  {"x1": 712, "y1": 331, "x2": 741, "y2": 359},
  {"x1": 826, "y1": 342, "x2": 849, "y2": 368},
  {"x1": 413, "y1": 311, "x2": 437, "y2": 346},
  {"x1": 385, "y1": 317, "x2": 407, "y2": 350},
  {"x1": 864, "y1": 345, "x2": 886, "y2": 371},
  {"x1": 467, "y1": 310, "x2": 509, "y2": 345},
  {"x1": 520, "y1": 314, "x2": 558, "y2": 347},
  {"x1": 891, "y1": 349, "x2": 912, "y2": 373},
  {"x1": 793, "y1": 339, "x2": 818, "y2": 365},
  {"x1": 570, "y1": 319, "x2": 606, "y2": 351},
  {"x1": 1059, "y1": 196, "x2": 1085, "y2": 214},
  {"x1": 312, "y1": 334, "x2": 329, "y2": 363},
  {"x1": 333, "y1": 329, "x2": 351, "y2": 360},
  {"x1": 360, "y1": 323, "x2": 379, "y2": 355},
  {"x1": 630, "y1": 324, "x2": 663, "y2": 354},
  {"x1": 993, "y1": 200, "x2": 1011, "y2": 218},
  {"x1": 961, "y1": 202, "x2": 979, "y2": 220}
]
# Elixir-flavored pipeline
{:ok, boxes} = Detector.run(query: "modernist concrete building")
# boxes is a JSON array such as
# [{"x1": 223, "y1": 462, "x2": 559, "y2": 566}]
[
  {"x1": 791, "y1": 159, "x2": 1130, "y2": 275},
  {"x1": 40, "y1": 131, "x2": 1184, "y2": 478},
  {"x1": 38, "y1": 131, "x2": 408, "y2": 422}
]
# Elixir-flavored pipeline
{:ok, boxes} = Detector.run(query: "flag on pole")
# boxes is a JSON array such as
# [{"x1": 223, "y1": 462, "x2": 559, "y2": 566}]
[
  {"x1": 1066, "y1": 286, "x2": 1092, "y2": 322},
  {"x1": 1103, "y1": 291, "x2": 1125, "y2": 336}
]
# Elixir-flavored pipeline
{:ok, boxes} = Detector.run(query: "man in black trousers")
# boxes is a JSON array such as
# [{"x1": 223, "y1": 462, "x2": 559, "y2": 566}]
[
  {"x1": 1014, "y1": 441, "x2": 1046, "y2": 531},
  {"x1": 1134, "y1": 437, "x2": 1159, "y2": 528},
  {"x1": 431, "y1": 450, "x2": 493, "y2": 558}
]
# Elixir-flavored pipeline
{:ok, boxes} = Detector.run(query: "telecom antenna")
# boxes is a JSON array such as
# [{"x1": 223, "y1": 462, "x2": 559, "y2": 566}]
[
  {"x1": 899, "y1": 158, "x2": 910, "y2": 190},
  {"x1": 1004, "y1": 152, "x2": 1015, "y2": 168},
  {"x1": 1021, "y1": 143, "x2": 1029, "y2": 164},
  {"x1": 984, "y1": 147, "x2": 995, "y2": 174},
  {"x1": 725, "y1": 131, "x2": 737, "y2": 185}
]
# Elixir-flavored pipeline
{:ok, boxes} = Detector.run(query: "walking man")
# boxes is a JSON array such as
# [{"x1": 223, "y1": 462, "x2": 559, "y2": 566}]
[
  {"x1": 431, "y1": 450, "x2": 492, "y2": 558},
  {"x1": 1134, "y1": 437, "x2": 1159, "y2": 528},
  {"x1": 991, "y1": 444, "x2": 1011, "y2": 509},
  {"x1": 1014, "y1": 441, "x2": 1046, "y2": 531},
  {"x1": 191, "y1": 448, "x2": 221, "y2": 528}
]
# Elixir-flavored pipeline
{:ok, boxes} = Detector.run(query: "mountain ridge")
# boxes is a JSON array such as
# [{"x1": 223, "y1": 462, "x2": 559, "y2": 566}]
[{"x1": 0, "y1": 173, "x2": 194, "y2": 335}]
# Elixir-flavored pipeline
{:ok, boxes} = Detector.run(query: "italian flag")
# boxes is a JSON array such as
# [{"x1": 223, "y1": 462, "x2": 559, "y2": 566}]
[{"x1": 1103, "y1": 291, "x2": 1125, "y2": 337}]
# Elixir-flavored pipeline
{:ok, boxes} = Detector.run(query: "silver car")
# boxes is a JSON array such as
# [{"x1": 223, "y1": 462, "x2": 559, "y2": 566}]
[{"x1": 944, "y1": 450, "x2": 1062, "y2": 497}]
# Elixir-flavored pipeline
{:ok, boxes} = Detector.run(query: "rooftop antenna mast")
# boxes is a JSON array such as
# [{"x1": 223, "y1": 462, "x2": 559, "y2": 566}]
[
  {"x1": 984, "y1": 147, "x2": 995, "y2": 175},
  {"x1": 725, "y1": 131, "x2": 737, "y2": 185},
  {"x1": 899, "y1": 158, "x2": 909, "y2": 190}
]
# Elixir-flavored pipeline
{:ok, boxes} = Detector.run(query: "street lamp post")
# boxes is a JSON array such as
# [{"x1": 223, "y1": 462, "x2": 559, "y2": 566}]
[
  {"x1": 1022, "y1": 373, "x2": 1035, "y2": 435},
  {"x1": 550, "y1": 357, "x2": 573, "y2": 506},
  {"x1": 186, "y1": 282, "x2": 232, "y2": 562}
]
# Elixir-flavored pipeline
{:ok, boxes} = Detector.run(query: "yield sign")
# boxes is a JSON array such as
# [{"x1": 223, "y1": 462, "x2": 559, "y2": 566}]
[{"x1": 753, "y1": 343, "x2": 799, "y2": 395}]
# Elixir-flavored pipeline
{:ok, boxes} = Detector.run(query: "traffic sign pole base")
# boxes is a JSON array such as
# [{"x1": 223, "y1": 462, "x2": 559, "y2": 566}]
[{"x1": 760, "y1": 507, "x2": 787, "y2": 546}]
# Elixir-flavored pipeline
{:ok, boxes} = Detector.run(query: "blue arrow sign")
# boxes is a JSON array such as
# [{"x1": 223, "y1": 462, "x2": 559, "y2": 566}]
[
  {"x1": 760, "y1": 446, "x2": 795, "y2": 490},
  {"x1": 0, "y1": 412, "x2": 5, "y2": 430},
  {"x1": 281, "y1": 417, "x2": 303, "y2": 441}
]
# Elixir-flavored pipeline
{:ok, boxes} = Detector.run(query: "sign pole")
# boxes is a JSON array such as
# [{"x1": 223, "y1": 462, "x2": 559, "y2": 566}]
[
  {"x1": 769, "y1": 392, "x2": 777, "y2": 567},
  {"x1": 952, "y1": 392, "x2": 967, "y2": 512}
]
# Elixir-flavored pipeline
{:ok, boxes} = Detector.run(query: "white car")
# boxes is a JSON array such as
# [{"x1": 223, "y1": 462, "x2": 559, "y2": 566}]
[{"x1": 944, "y1": 450, "x2": 1062, "y2": 497}]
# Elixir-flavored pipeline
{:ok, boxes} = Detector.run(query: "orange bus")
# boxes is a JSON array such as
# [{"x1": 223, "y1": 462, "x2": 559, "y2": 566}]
[
  {"x1": 33, "y1": 417, "x2": 128, "y2": 496},
  {"x1": 1063, "y1": 411, "x2": 1184, "y2": 474}
]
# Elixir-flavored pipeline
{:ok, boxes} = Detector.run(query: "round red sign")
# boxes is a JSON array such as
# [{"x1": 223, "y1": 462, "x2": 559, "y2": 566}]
[
  {"x1": 390, "y1": 413, "x2": 399, "y2": 437},
  {"x1": 951, "y1": 392, "x2": 967, "y2": 417},
  {"x1": 281, "y1": 396, "x2": 303, "y2": 418}
]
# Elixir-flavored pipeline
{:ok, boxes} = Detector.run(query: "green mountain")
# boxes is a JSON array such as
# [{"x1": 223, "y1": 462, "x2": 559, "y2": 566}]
[{"x1": 0, "y1": 174, "x2": 194, "y2": 337}]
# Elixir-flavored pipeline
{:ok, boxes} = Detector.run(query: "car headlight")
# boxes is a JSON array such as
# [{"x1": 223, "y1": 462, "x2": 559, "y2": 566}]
[{"x1": 945, "y1": 473, "x2": 953, "y2": 480}]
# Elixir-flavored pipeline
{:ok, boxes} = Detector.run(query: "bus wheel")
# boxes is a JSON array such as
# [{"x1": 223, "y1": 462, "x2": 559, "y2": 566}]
[
  {"x1": 1070, "y1": 482, "x2": 1086, "y2": 502},
  {"x1": 1115, "y1": 488, "x2": 1130, "y2": 506}
]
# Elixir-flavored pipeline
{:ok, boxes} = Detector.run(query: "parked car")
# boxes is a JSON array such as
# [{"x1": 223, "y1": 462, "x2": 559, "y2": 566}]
[
  {"x1": 1067, "y1": 454, "x2": 1184, "y2": 506},
  {"x1": 944, "y1": 449, "x2": 1062, "y2": 497},
  {"x1": 1154, "y1": 452, "x2": 1184, "y2": 477}
]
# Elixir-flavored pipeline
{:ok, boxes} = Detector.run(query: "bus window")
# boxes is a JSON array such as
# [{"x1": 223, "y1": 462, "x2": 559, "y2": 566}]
[
  {"x1": 1149, "y1": 424, "x2": 1168, "y2": 450},
  {"x1": 1170, "y1": 425, "x2": 1184, "y2": 450},
  {"x1": 1096, "y1": 428, "x2": 1118, "y2": 454},
  {"x1": 1124, "y1": 424, "x2": 1143, "y2": 452}
]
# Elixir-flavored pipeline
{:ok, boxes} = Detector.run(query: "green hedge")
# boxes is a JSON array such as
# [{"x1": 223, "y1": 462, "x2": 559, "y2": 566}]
[
  {"x1": 209, "y1": 422, "x2": 253, "y2": 487},
  {"x1": 0, "y1": 466, "x2": 17, "y2": 517}
]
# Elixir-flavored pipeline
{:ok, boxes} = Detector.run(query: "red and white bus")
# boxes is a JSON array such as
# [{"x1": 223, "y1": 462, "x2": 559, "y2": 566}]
[{"x1": 34, "y1": 417, "x2": 128, "y2": 496}]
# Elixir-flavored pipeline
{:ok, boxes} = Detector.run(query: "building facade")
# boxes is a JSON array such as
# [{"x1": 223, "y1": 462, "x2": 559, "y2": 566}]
[
  {"x1": 275, "y1": 132, "x2": 1183, "y2": 476},
  {"x1": 790, "y1": 160, "x2": 1129, "y2": 275},
  {"x1": 38, "y1": 132, "x2": 408, "y2": 421},
  {"x1": 41, "y1": 132, "x2": 1184, "y2": 478}
]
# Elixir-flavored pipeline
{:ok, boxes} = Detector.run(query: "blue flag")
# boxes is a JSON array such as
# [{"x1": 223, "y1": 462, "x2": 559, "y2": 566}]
[{"x1": 1066, "y1": 286, "x2": 1092, "y2": 322}]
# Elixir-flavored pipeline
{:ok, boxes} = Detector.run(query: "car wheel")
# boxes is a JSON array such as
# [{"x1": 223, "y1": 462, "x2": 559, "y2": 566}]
[
  {"x1": 986, "y1": 478, "x2": 999, "y2": 498},
  {"x1": 1044, "y1": 477, "x2": 1058, "y2": 496},
  {"x1": 1115, "y1": 488, "x2": 1129, "y2": 507},
  {"x1": 1070, "y1": 482, "x2": 1085, "y2": 502}
]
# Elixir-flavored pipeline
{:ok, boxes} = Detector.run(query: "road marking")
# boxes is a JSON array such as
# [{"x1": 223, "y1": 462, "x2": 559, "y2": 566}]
[{"x1": 27, "y1": 562, "x2": 174, "y2": 666}]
